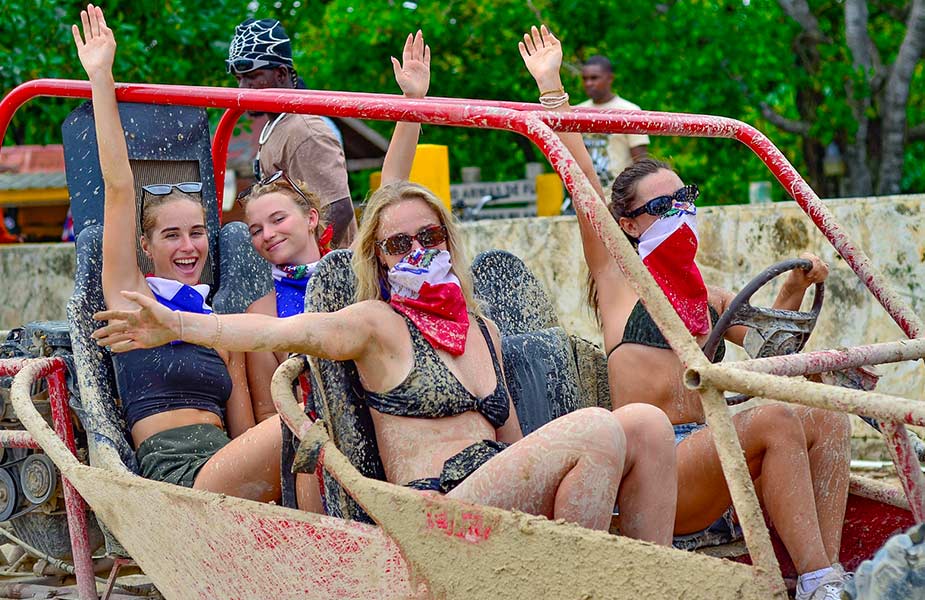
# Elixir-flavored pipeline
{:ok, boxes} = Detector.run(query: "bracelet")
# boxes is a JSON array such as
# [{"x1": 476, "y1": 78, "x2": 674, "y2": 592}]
[
  {"x1": 209, "y1": 312, "x2": 223, "y2": 348},
  {"x1": 539, "y1": 86, "x2": 565, "y2": 97},
  {"x1": 539, "y1": 92, "x2": 570, "y2": 109},
  {"x1": 177, "y1": 311, "x2": 185, "y2": 341}
]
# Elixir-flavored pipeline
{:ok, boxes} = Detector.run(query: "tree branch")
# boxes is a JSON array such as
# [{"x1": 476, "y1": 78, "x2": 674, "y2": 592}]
[
  {"x1": 845, "y1": 0, "x2": 875, "y2": 79},
  {"x1": 760, "y1": 102, "x2": 811, "y2": 135},
  {"x1": 777, "y1": 0, "x2": 824, "y2": 38},
  {"x1": 879, "y1": 0, "x2": 925, "y2": 193}
]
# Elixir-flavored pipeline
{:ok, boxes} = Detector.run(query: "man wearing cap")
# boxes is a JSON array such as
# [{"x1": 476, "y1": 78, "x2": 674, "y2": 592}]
[
  {"x1": 578, "y1": 55, "x2": 649, "y2": 191},
  {"x1": 227, "y1": 18, "x2": 357, "y2": 247}
]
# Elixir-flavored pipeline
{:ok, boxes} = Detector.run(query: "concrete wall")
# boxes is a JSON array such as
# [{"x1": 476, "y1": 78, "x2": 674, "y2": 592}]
[{"x1": 2, "y1": 194, "x2": 923, "y2": 403}]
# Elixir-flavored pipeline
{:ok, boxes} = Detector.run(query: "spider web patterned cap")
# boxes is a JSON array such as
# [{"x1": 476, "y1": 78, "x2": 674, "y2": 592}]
[{"x1": 227, "y1": 19, "x2": 294, "y2": 74}]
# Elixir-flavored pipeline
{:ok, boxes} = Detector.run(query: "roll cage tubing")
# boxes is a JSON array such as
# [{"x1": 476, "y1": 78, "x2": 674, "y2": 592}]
[{"x1": 2, "y1": 79, "x2": 924, "y2": 575}]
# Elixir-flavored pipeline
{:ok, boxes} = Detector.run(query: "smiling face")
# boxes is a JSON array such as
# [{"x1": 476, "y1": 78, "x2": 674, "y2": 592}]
[
  {"x1": 374, "y1": 198, "x2": 447, "y2": 271},
  {"x1": 245, "y1": 191, "x2": 320, "y2": 266},
  {"x1": 140, "y1": 198, "x2": 209, "y2": 285},
  {"x1": 617, "y1": 168, "x2": 685, "y2": 240}
]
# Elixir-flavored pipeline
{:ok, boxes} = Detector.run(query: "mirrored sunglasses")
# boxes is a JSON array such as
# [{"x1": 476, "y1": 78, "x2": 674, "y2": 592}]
[
  {"x1": 377, "y1": 225, "x2": 448, "y2": 256},
  {"x1": 624, "y1": 184, "x2": 699, "y2": 219}
]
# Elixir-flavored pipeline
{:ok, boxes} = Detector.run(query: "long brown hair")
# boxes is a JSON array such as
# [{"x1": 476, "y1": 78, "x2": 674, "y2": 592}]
[
  {"x1": 587, "y1": 157, "x2": 674, "y2": 318},
  {"x1": 353, "y1": 181, "x2": 481, "y2": 316}
]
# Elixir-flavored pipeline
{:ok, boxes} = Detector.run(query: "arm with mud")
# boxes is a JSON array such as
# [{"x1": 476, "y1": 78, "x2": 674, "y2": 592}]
[{"x1": 93, "y1": 291, "x2": 381, "y2": 361}]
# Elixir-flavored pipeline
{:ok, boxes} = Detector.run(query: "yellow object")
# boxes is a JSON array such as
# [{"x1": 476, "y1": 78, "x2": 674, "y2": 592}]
[
  {"x1": 0, "y1": 187, "x2": 69, "y2": 207},
  {"x1": 535, "y1": 173, "x2": 564, "y2": 217},
  {"x1": 369, "y1": 170, "x2": 382, "y2": 193},
  {"x1": 408, "y1": 144, "x2": 451, "y2": 210}
]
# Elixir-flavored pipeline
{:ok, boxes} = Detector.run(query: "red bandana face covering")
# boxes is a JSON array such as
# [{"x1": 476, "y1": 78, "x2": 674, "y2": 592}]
[
  {"x1": 637, "y1": 209, "x2": 710, "y2": 335},
  {"x1": 387, "y1": 249, "x2": 470, "y2": 355}
]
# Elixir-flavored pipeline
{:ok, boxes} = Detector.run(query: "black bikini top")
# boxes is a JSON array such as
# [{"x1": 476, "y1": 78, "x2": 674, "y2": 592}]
[{"x1": 363, "y1": 315, "x2": 510, "y2": 429}]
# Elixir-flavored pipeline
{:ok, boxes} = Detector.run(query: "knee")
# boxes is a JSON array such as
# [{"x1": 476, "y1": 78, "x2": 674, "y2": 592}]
[
  {"x1": 751, "y1": 403, "x2": 805, "y2": 446},
  {"x1": 807, "y1": 407, "x2": 852, "y2": 448},
  {"x1": 568, "y1": 407, "x2": 627, "y2": 458},
  {"x1": 614, "y1": 403, "x2": 674, "y2": 451}
]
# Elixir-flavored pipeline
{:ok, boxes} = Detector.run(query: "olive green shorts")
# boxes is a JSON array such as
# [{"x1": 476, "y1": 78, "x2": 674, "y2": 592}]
[{"x1": 136, "y1": 423, "x2": 230, "y2": 488}]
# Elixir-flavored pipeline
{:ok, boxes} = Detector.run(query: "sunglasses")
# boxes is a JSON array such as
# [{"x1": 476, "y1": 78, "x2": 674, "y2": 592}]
[
  {"x1": 377, "y1": 225, "x2": 448, "y2": 256},
  {"x1": 242, "y1": 170, "x2": 307, "y2": 203},
  {"x1": 226, "y1": 57, "x2": 278, "y2": 74},
  {"x1": 141, "y1": 182, "x2": 203, "y2": 222},
  {"x1": 624, "y1": 184, "x2": 699, "y2": 219}
]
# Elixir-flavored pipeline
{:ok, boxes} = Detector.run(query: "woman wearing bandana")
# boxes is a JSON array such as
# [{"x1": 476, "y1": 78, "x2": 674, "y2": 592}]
[
  {"x1": 520, "y1": 25, "x2": 852, "y2": 600},
  {"x1": 93, "y1": 28, "x2": 679, "y2": 538},
  {"x1": 74, "y1": 5, "x2": 290, "y2": 501}
]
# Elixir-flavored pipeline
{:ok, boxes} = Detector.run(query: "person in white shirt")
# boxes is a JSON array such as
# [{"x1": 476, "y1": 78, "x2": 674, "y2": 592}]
[{"x1": 578, "y1": 55, "x2": 649, "y2": 190}]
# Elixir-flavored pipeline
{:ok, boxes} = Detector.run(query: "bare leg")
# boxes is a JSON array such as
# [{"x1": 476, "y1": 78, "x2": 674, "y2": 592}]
[
  {"x1": 796, "y1": 406, "x2": 851, "y2": 562},
  {"x1": 675, "y1": 404, "x2": 831, "y2": 573},
  {"x1": 296, "y1": 472, "x2": 324, "y2": 513},
  {"x1": 194, "y1": 415, "x2": 282, "y2": 502},
  {"x1": 612, "y1": 403, "x2": 676, "y2": 545},
  {"x1": 447, "y1": 407, "x2": 625, "y2": 531}
]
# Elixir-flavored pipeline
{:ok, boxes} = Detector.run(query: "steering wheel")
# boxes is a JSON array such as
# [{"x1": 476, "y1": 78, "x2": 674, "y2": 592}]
[{"x1": 701, "y1": 258, "x2": 824, "y2": 404}]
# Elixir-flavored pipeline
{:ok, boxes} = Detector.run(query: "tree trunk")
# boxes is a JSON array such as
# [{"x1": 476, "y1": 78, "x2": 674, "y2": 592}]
[{"x1": 877, "y1": 0, "x2": 925, "y2": 194}]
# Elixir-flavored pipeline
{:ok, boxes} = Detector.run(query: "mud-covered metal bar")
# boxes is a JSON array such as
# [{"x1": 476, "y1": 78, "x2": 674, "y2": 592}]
[
  {"x1": 46, "y1": 364, "x2": 97, "y2": 600},
  {"x1": 687, "y1": 363, "x2": 925, "y2": 521},
  {"x1": 725, "y1": 337, "x2": 925, "y2": 377},
  {"x1": 687, "y1": 364, "x2": 925, "y2": 427},
  {"x1": 0, "y1": 429, "x2": 40, "y2": 449}
]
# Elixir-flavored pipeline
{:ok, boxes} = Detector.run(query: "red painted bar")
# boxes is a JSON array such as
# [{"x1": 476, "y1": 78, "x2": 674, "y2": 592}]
[{"x1": 0, "y1": 359, "x2": 97, "y2": 600}]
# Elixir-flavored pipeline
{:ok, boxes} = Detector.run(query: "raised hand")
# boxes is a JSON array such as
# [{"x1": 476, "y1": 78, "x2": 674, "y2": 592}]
[
  {"x1": 391, "y1": 30, "x2": 431, "y2": 99},
  {"x1": 92, "y1": 291, "x2": 181, "y2": 352},
  {"x1": 518, "y1": 25, "x2": 563, "y2": 91},
  {"x1": 787, "y1": 253, "x2": 830, "y2": 289},
  {"x1": 72, "y1": 4, "x2": 116, "y2": 81}
]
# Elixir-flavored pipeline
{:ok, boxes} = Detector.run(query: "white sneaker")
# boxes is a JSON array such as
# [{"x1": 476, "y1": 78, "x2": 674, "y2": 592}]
[{"x1": 794, "y1": 567, "x2": 849, "y2": 600}]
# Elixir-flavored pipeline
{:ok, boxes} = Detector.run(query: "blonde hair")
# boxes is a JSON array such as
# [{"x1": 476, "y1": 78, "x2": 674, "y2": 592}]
[
  {"x1": 353, "y1": 181, "x2": 481, "y2": 316},
  {"x1": 140, "y1": 190, "x2": 204, "y2": 238},
  {"x1": 241, "y1": 176, "x2": 328, "y2": 245}
]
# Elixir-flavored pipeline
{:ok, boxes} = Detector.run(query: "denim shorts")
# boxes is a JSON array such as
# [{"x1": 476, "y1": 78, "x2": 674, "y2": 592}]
[{"x1": 671, "y1": 422, "x2": 743, "y2": 550}]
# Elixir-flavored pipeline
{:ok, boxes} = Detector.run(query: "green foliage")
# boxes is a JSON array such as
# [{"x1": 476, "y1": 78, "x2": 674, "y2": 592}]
[{"x1": 1, "y1": 0, "x2": 923, "y2": 201}]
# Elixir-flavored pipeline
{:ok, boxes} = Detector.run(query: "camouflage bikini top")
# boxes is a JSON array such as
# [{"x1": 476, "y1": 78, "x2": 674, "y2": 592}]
[{"x1": 363, "y1": 315, "x2": 510, "y2": 429}]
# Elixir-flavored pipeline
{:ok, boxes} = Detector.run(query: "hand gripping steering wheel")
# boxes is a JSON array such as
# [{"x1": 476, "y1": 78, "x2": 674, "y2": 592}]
[{"x1": 701, "y1": 258, "x2": 824, "y2": 405}]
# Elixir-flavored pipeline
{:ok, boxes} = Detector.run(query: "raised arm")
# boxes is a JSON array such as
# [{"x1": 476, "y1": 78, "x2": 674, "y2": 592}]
[
  {"x1": 92, "y1": 291, "x2": 381, "y2": 362},
  {"x1": 73, "y1": 5, "x2": 147, "y2": 309},
  {"x1": 518, "y1": 26, "x2": 625, "y2": 294},
  {"x1": 381, "y1": 30, "x2": 431, "y2": 185}
]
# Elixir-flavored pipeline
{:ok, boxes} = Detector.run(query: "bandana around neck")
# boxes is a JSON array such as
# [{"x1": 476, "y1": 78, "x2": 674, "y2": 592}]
[
  {"x1": 637, "y1": 208, "x2": 710, "y2": 336},
  {"x1": 145, "y1": 277, "x2": 212, "y2": 315},
  {"x1": 272, "y1": 262, "x2": 318, "y2": 318},
  {"x1": 387, "y1": 249, "x2": 470, "y2": 356}
]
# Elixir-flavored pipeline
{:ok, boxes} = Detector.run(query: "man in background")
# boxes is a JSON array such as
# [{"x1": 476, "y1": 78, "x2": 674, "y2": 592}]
[
  {"x1": 227, "y1": 19, "x2": 356, "y2": 247},
  {"x1": 578, "y1": 55, "x2": 649, "y2": 190}
]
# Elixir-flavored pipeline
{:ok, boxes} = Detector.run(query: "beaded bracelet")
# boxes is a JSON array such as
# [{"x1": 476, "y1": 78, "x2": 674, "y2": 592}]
[{"x1": 539, "y1": 92, "x2": 570, "y2": 109}]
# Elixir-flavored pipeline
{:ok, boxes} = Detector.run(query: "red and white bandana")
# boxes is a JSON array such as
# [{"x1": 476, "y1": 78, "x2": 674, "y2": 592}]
[
  {"x1": 388, "y1": 249, "x2": 470, "y2": 356},
  {"x1": 637, "y1": 210, "x2": 710, "y2": 335}
]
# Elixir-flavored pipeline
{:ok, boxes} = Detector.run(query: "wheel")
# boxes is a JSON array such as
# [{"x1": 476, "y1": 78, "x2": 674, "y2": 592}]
[
  {"x1": 19, "y1": 454, "x2": 57, "y2": 506},
  {"x1": 0, "y1": 468, "x2": 18, "y2": 521},
  {"x1": 703, "y1": 258, "x2": 824, "y2": 360},
  {"x1": 701, "y1": 258, "x2": 824, "y2": 406}
]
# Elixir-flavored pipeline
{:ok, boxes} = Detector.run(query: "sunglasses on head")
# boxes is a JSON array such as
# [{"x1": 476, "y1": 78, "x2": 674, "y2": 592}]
[
  {"x1": 226, "y1": 57, "x2": 278, "y2": 74},
  {"x1": 377, "y1": 225, "x2": 448, "y2": 256},
  {"x1": 255, "y1": 170, "x2": 309, "y2": 204},
  {"x1": 624, "y1": 184, "x2": 699, "y2": 219},
  {"x1": 140, "y1": 182, "x2": 203, "y2": 222}
]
